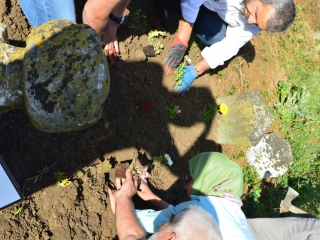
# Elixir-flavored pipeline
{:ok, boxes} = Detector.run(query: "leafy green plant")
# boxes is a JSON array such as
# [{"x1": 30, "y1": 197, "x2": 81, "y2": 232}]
[
  {"x1": 168, "y1": 105, "x2": 181, "y2": 119},
  {"x1": 154, "y1": 153, "x2": 173, "y2": 166},
  {"x1": 174, "y1": 56, "x2": 191, "y2": 85},
  {"x1": 273, "y1": 81, "x2": 319, "y2": 132},
  {"x1": 228, "y1": 85, "x2": 237, "y2": 96},
  {"x1": 148, "y1": 30, "x2": 166, "y2": 55},
  {"x1": 148, "y1": 30, "x2": 166, "y2": 42},
  {"x1": 243, "y1": 165, "x2": 262, "y2": 202},
  {"x1": 232, "y1": 151, "x2": 246, "y2": 160},
  {"x1": 201, "y1": 104, "x2": 218, "y2": 122}
]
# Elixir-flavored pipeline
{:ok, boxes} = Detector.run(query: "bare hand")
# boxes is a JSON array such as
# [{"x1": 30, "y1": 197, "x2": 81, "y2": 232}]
[
  {"x1": 108, "y1": 169, "x2": 137, "y2": 214},
  {"x1": 102, "y1": 20, "x2": 119, "y2": 65},
  {"x1": 136, "y1": 181, "x2": 156, "y2": 201}
]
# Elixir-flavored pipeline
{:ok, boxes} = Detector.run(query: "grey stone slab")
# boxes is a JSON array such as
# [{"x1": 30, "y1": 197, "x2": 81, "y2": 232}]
[
  {"x1": 216, "y1": 92, "x2": 274, "y2": 146},
  {"x1": 246, "y1": 133, "x2": 293, "y2": 178}
]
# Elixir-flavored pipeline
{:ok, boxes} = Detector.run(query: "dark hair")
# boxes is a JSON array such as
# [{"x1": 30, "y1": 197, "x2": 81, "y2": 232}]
[{"x1": 262, "y1": 0, "x2": 296, "y2": 33}]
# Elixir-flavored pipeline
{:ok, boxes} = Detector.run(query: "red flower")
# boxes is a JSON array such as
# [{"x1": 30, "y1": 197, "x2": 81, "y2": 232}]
[{"x1": 143, "y1": 102, "x2": 153, "y2": 111}]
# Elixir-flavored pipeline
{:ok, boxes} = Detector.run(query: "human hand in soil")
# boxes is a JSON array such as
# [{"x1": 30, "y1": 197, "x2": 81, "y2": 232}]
[
  {"x1": 102, "y1": 19, "x2": 119, "y2": 65},
  {"x1": 175, "y1": 65, "x2": 198, "y2": 95},
  {"x1": 164, "y1": 35, "x2": 188, "y2": 76},
  {"x1": 108, "y1": 169, "x2": 137, "y2": 214}
]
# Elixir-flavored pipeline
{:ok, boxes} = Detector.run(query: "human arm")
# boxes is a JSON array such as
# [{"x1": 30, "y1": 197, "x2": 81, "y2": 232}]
[
  {"x1": 137, "y1": 181, "x2": 169, "y2": 210},
  {"x1": 83, "y1": 0, "x2": 130, "y2": 56},
  {"x1": 108, "y1": 169, "x2": 146, "y2": 240},
  {"x1": 201, "y1": 25, "x2": 259, "y2": 69}
]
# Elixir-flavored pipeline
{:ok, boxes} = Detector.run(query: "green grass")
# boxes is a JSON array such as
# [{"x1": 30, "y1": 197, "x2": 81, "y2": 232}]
[{"x1": 243, "y1": 3, "x2": 320, "y2": 218}]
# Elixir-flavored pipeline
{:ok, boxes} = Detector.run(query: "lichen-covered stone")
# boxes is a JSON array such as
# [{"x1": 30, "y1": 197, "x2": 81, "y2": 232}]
[
  {"x1": 0, "y1": 23, "x2": 25, "y2": 115},
  {"x1": 247, "y1": 133, "x2": 293, "y2": 178},
  {"x1": 215, "y1": 92, "x2": 274, "y2": 146},
  {"x1": 23, "y1": 19, "x2": 110, "y2": 133}
]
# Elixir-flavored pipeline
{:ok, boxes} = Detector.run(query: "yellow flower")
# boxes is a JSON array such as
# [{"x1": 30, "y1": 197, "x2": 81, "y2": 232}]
[
  {"x1": 58, "y1": 178, "x2": 71, "y2": 187},
  {"x1": 219, "y1": 103, "x2": 228, "y2": 115}
]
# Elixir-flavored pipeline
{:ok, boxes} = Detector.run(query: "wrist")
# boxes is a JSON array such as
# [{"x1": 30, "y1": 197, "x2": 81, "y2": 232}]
[
  {"x1": 109, "y1": 13, "x2": 125, "y2": 25},
  {"x1": 115, "y1": 190, "x2": 134, "y2": 202},
  {"x1": 194, "y1": 60, "x2": 209, "y2": 76}
]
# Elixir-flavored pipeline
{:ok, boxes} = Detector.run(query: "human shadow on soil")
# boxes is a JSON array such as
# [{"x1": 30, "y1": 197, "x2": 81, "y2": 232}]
[{"x1": 0, "y1": 54, "x2": 221, "y2": 206}]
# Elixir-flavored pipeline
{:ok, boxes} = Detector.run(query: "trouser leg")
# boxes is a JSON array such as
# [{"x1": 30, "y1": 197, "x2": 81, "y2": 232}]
[
  {"x1": 193, "y1": 5, "x2": 228, "y2": 46},
  {"x1": 19, "y1": 0, "x2": 76, "y2": 27}
]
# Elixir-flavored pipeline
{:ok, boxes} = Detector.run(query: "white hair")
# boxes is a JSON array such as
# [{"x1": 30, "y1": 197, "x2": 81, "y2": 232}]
[{"x1": 149, "y1": 205, "x2": 222, "y2": 240}]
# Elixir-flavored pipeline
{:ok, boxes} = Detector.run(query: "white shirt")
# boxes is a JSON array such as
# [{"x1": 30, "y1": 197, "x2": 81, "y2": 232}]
[
  {"x1": 181, "y1": 0, "x2": 261, "y2": 69},
  {"x1": 136, "y1": 195, "x2": 255, "y2": 240}
]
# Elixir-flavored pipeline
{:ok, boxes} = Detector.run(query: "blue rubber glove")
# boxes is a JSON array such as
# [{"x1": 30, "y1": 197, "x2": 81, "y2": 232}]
[{"x1": 175, "y1": 65, "x2": 198, "y2": 95}]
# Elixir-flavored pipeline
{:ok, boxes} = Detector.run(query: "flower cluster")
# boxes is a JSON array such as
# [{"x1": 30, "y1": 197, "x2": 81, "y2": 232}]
[{"x1": 168, "y1": 105, "x2": 181, "y2": 119}]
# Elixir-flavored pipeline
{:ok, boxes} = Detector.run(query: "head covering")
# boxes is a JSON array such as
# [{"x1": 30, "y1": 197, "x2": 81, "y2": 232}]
[{"x1": 189, "y1": 152, "x2": 243, "y2": 205}]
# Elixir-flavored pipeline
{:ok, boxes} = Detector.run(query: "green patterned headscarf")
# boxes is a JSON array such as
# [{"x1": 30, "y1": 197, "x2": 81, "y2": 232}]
[{"x1": 189, "y1": 152, "x2": 243, "y2": 205}]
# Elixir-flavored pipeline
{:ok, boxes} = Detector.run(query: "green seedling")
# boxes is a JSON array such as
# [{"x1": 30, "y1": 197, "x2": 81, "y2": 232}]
[
  {"x1": 14, "y1": 207, "x2": 23, "y2": 215},
  {"x1": 174, "y1": 56, "x2": 191, "y2": 85},
  {"x1": 243, "y1": 165, "x2": 262, "y2": 202},
  {"x1": 116, "y1": 159, "x2": 148, "y2": 181},
  {"x1": 168, "y1": 105, "x2": 181, "y2": 119},
  {"x1": 148, "y1": 30, "x2": 166, "y2": 55},
  {"x1": 148, "y1": 30, "x2": 166, "y2": 42},
  {"x1": 154, "y1": 153, "x2": 173, "y2": 166},
  {"x1": 249, "y1": 187, "x2": 262, "y2": 202},
  {"x1": 202, "y1": 104, "x2": 218, "y2": 122},
  {"x1": 228, "y1": 85, "x2": 237, "y2": 96}
]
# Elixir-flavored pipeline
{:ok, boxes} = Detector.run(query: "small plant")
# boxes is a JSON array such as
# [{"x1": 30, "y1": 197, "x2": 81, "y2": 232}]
[
  {"x1": 115, "y1": 159, "x2": 148, "y2": 183},
  {"x1": 154, "y1": 153, "x2": 173, "y2": 166},
  {"x1": 249, "y1": 187, "x2": 262, "y2": 202},
  {"x1": 148, "y1": 30, "x2": 166, "y2": 55},
  {"x1": 245, "y1": 80, "x2": 250, "y2": 89},
  {"x1": 128, "y1": 159, "x2": 148, "y2": 181},
  {"x1": 243, "y1": 165, "x2": 262, "y2": 202},
  {"x1": 14, "y1": 207, "x2": 23, "y2": 215},
  {"x1": 174, "y1": 56, "x2": 192, "y2": 85},
  {"x1": 202, "y1": 104, "x2": 218, "y2": 122},
  {"x1": 148, "y1": 30, "x2": 166, "y2": 42},
  {"x1": 228, "y1": 85, "x2": 237, "y2": 96},
  {"x1": 190, "y1": 41, "x2": 198, "y2": 50},
  {"x1": 168, "y1": 105, "x2": 181, "y2": 119},
  {"x1": 232, "y1": 151, "x2": 246, "y2": 160},
  {"x1": 57, "y1": 172, "x2": 71, "y2": 187}
]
